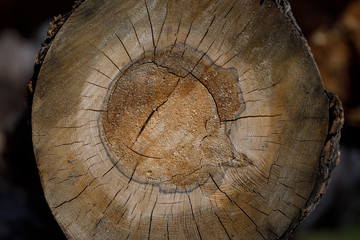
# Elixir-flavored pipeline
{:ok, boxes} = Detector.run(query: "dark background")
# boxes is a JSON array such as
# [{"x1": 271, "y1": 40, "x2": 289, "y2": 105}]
[{"x1": 0, "y1": 0, "x2": 359, "y2": 239}]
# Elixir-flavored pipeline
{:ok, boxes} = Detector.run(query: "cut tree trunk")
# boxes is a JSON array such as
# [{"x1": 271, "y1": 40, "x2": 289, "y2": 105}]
[{"x1": 30, "y1": 0, "x2": 344, "y2": 239}]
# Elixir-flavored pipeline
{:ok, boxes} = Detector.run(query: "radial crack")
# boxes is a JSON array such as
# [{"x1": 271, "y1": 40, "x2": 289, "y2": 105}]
[
  {"x1": 214, "y1": 212, "x2": 232, "y2": 239},
  {"x1": 128, "y1": 162, "x2": 139, "y2": 184},
  {"x1": 86, "y1": 80, "x2": 108, "y2": 90},
  {"x1": 186, "y1": 192, "x2": 203, "y2": 240},
  {"x1": 130, "y1": 19, "x2": 145, "y2": 53},
  {"x1": 209, "y1": 173, "x2": 266, "y2": 239},
  {"x1": 224, "y1": 0, "x2": 238, "y2": 18},
  {"x1": 96, "y1": 47, "x2": 121, "y2": 70},
  {"x1": 90, "y1": 67, "x2": 113, "y2": 80},
  {"x1": 144, "y1": 0, "x2": 156, "y2": 58},
  {"x1": 196, "y1": 15, "x2": 216, "y2": 49},
  {"x1": 148, "y1": 196, "x2": 158, "y2": 240},
  {"x1": 171, "y1": 17, "x2": 182, "y2": 53},
  {"x1": 115, "y1": 32, "x2": 133, "y2": 63},
  {"x1": 54, "y1": 177, "x2": 97, "y2": 208},
  {"x1": 155, "y1": 0, "x2": 170, "y2": 48},
  {"x1": 182, "y1": 19, "x2": 195, "y2": 57}
]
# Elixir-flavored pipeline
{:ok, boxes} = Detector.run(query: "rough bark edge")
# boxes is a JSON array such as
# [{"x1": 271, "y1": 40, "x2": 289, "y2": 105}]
[
  {"x1": 272, "y1": 0, "x2": 313, "y2": 54},
  {"x1": 26, "y1": 1, "x2": 85, "y2": 239},
  {"x1": 274, "y1": 0, "x2": 346, "y2": 238},
  {"x1": 27, "y1": 0, "x2": 85, "y2": 108},
  {"x1": 281, "y1": 92, "x2": 344, "y2": 239}
]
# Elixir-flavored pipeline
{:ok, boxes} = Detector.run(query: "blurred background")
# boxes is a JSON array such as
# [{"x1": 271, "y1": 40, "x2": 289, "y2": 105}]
[{"x1": 0, "y1": 0, "x2": 359, "y2": 239}]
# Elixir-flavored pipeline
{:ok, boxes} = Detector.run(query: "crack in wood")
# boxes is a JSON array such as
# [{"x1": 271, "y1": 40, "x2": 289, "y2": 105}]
[
  {"x1": 130, "y1": 19, "x2": 145, "y2": 54},
  {"x1": 148, "y1": 196, "x2": 158, "y2": 240},
  {"x1": 155, "y1": 0, "x2": 170, "y2": 50},
  {"x1": 133, "y1": 78, "x2": 180, "y2": 146},
  {"x1": 54, "y1": 177, "x2": 97, "y2": 209},
  {"x1": 125, "y1": 144, "x2": 163, "y2": 160},
  {"x1": 214, "y1": 212, "x2": 232, "y2": 239},
  {"x1": 53, "y1": 141, "x2": 82, "y2": 148},
  {"x1": 186, "y1": 70, "x2": 222, "y2": 120},
  {"x1": 114, "y1": 32, "x2": 133, "y2": 63},
  {"x1": 90, "y1": 67, "x2": 113, "y2": 80},
  {"x1": 96, "y1": 47, "x2": 121, "y2": 70},
  {"x1": 86, "y1": 80, "x2": 108, "y2": 90},
  {"x1": 224, "y1": 0, "x2": 238, "y2": 19},
  {"x1": 209, "y1": 173, "x2": 266, "y2": 239},
  {"x1": 196, "y1": 15, "x2": 216, "y2": 50},
  {"x1": 144, "y1": 0, "x2": 156, "y2": 60},
  {"x1": 186, "y1": 192, "x2": 203, "y2": 240},
  {"x1": 182, "y1": 19, "x2": 195, "y2": 57},
  {"x1": 170, "y1": 17, "x2": 182, "y2": 53}
]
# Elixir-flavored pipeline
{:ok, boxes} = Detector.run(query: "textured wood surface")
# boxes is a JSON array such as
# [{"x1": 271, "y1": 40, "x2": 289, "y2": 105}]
[{"x1": 31, "y1": 0, "x2": 343, "y2": 239}]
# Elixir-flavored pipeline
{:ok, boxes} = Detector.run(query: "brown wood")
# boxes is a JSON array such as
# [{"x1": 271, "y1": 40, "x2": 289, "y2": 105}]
[{"x1": 30, "y1": 0, "x2": 344, "y2": 239}]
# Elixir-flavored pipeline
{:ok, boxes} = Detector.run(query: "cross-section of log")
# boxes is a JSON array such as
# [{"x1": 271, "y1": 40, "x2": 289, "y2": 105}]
[{"x1": 30, "y1": 0, "x2": 344, "y2": 239}]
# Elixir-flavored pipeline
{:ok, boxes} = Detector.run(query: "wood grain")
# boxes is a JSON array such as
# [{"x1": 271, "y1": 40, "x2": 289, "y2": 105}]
[{"x1": 31, "y1": 0, "x2": 343, "y2": 239}]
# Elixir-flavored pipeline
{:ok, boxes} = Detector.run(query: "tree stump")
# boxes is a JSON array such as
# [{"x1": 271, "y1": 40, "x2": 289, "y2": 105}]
[{"x1": 30, "y1": 0, "x2": 344, "y2": 239}]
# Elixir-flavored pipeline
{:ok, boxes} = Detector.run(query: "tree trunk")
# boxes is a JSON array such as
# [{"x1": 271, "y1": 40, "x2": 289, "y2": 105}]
[{"x1": 30, "y1": 0, "x2": 344, "y2": 239}]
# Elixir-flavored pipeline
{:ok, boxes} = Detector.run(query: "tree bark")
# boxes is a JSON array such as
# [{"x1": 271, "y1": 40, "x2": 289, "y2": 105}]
[{"x1": 30, "y1": 0, "x2": 344, "y2": 239}]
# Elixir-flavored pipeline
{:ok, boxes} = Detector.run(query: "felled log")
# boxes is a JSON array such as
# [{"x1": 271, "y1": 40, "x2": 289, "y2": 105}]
[{"x1": 30, "y1": 0, "x2": 344, "y2": 239}]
